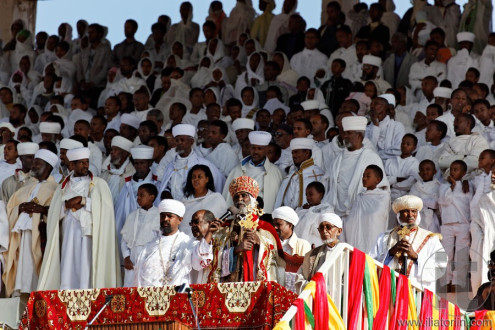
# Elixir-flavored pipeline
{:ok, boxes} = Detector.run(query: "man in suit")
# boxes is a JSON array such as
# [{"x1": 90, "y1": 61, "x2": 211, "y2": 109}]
[{"x1": 383, "y1": 32, "x2": 417, "y2": 89}]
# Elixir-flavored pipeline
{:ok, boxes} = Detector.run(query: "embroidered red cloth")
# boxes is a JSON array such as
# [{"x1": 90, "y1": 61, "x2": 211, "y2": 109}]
[{"x1": 20, "y1": 281, "x2": 297, "y2": 329}]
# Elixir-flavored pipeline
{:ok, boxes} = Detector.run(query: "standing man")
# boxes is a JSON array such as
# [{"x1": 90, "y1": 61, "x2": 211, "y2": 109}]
[
  {"x1": 371, "y1": 195, "x2": 447, "y2": 292},
  {"x1": 275, "y1": 138, "x2": 325, "y2": 209},
  {"x1": 133, "y1": 199, "x2": 194, "y2": 286},
  {"x1": 38, "y1": 147, "x2": 120, "y2": 290},
  {"x1": 1, "y1": 142, "x2": 38, "y2": 202},
  {"x1": 2, "y1": 149, "x2": 59, "y2": 297},
  {"x1": 113, "y1": 19, "x2": 145, "y2": 65},
  {"x1": 223, "y1": 131, "x2": 283, "y2": 213}
]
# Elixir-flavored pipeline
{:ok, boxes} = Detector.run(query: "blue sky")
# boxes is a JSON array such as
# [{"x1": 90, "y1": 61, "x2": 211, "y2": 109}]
[{"x1": 35, "y1": 0, "x2": 472, "y2": 46}]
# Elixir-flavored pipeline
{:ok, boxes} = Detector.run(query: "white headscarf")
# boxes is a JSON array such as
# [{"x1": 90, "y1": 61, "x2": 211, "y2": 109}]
[
  {"x1": 246, "y1": 52, "x2": 265, "y2": 85},
  {"x1": 190, "y1": 56, "x2": 214, "y2": 88}
]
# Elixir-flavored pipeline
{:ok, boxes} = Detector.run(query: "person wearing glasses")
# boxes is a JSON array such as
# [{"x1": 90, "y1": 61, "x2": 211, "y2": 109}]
[{"x1": 294, "y1": 212, "x2": 343, "y2": 293}]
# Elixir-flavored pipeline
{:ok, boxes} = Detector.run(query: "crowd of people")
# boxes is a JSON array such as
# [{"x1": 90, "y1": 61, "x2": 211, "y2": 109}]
[{"x1": 0, "y1": 0, "x2": 494, "y2": 311}]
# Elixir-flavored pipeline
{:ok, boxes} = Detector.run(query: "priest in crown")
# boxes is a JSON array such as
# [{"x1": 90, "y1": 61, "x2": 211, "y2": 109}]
[
  {"x1": 370, "y1": 195, "x2": 447, "y2": 292},
  {"x1": 208, "y1": 176, "x2": 286, "y2": 284}
]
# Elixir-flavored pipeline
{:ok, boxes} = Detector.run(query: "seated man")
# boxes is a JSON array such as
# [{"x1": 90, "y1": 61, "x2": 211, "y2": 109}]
[
  {"x1": 370, "y1": 195, "x2": 447, "y2": 292},
  {"x1": 468, "y1": 250, "x2": 495, "y2": 311},
  {"x1": 294, "y1": 212, "x2": 343, "y2": 294},
  {"x1": 208, "y1": 176, "x2": 286, "y2": 283}
]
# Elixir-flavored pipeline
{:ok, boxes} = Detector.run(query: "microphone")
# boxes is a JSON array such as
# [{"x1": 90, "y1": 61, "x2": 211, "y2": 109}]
[{"x1": 218, "y1": 206, "x2": 239, "y2": 222}]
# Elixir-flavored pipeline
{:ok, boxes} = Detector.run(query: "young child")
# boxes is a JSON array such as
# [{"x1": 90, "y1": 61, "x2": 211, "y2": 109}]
[
  {"x1": 294, "y1": 181, "x2": 333, "y2": 248},
  {"x1": 385, "y1": 133, "x2": 420, "y2": 201},
  {"x1": 416, "y1": 120, "x2": 448, "y2": 183},
  {"x1": 120, "y1": 183, "x2": 160, "y2": 287},
  {"x1": 410, "y1": 159, "x2": 441, "y2": 233},
  {"x1": 344, "y1": 165, "x2": 390, "y2": 253},
  {"x1": 438, "y1": 160, "x2": 473, "y2": 291}
]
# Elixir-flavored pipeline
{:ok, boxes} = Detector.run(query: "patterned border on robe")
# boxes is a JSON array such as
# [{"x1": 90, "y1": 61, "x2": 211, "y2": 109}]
[{"x1": 19, "y1": 281, "x2": 297, "y2": 329}]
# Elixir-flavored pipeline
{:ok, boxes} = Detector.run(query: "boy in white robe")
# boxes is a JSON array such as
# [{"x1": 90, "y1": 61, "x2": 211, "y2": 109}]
[
  {"x1": 290, "y1": 29, "x2": 328, "y2": 80},
  {"x1": 115, "y1": 146, "x2": 154, "y2": 261},
  {"x1": 438, "y1": 160, "x2": 473, "y2": 290},
  {"x1": 447, "y1": 32, "x2": 480, "y2": 89},
  {"x1": 344, "y1": 165, "x2": 390, "y2": 254},
  {"x1": 384, "y1": 134, "x2": 419, "y2": 201},
  {"x1": 121, "y1": 184, "x2": 160, "y2": 287},
  {"x1": 469, "y1": 150, "x2": 495, "y2": 234},
  {"x1": 294, "y1": 181, "x2": 333, "y2": 249},
  {"x1": 410, "y1": 160, "x2": 441, "y2": 233}
]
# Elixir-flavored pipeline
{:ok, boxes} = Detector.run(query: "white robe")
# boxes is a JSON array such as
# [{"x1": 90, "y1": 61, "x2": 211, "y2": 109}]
[
  {"x1": 384, "y1": 155, "x2": 419, "y2": 201},
  {"x1": 408, "y1": 60, "x2": 447, "y2": 94},
  {"x1": 410, "y1": 179, "x2": 441, "y2": 233},
  {"x1": 181, "y1": 190, "x2": 227, "y2": 237},
  {"x1": 294, "y1": 203, "x2": 334, "y2": 248},
  {"x1": 479, "y1": 44, "x2": 495, "y2": 86},
  {"x1": 447, "y1": 49, "x2": 480, "y2": 89},
  {"x1": 0, "y1": 161, "x2": 21, "y2": 188},
  {"x1": 120, "y1": 207, "x2": 160, "y2": 287},
  {"x1": 324, "y1": 147, "x2": 388, "y2": 217},
  {"x1": 196, "y1": 143, "x2": 238, "y2": 178},
  {"x1": 290, "y1": 48, "x2": 328, "y2": 80},
  {"x1": 274, "y1": 160, "x2": 326, "y2": 209},
  {"x1": 134, "y1": 231, "x2": 195, "y2": 287},
  {"x1": 321, "y1": 136, "x2": 375, "y2": 173},
  {"x1": 344, "y1": 188, "x2": 390, "y2": 254},
  {"x1": 438, "y1": 133, "x2": 489, "y2": 173},
  {"x1": 366, "y1": 115, "x2": 406, "y2": 161},
  {"x1": 371, "y1": 227, "x2": 447, "y2": 292},
  {"x1": 328, "y1": 45, "x2": 358, "y2": 79},
  {"x1": 437, "y1": 110, "x2": 455, "y2": 139}
]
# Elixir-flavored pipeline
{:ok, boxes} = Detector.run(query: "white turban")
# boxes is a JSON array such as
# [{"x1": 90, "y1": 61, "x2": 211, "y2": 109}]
[
  {"x1": 248, "y1": 131, "x2": 271, "y2": 146},
  {"x1": 111, "y1": 136, "x2": 133, "y2": 153},
  {"x1": 158, "y1": 199, "x2": 186, "y2": 217},
  {"x1": 17, "y1": 142, "x2": 39, "y2": 156},
  {"x1": 40, "y1": 122, "x2": 61, "y2": 134},
  {"x1": 272, "y1": 206, "x2": 299, "y2": 226},
  {"x1": 318, "y1": 213, "x2": 342, "y2": 229},
  {"x1": 232, "y1": 118, "x2": 255, "y2": 131},
  {"x1": 35, "y1": 149, "x2": 59, "y2": 168},
  {"x1": 121, "y1": 114, "x2": 141, "y2": 129},
  {"x1": 362, "y1": 55, "x2": 382, "y2": 67},
  {"x1": 392, "y1": 195, "x2": 423, "y2": 213},
  {"x1": 172, "y1": 124, "x2": 196, "y2": 138},
  {"x1": 67, "y1": 147, "x2": 90, "y2": 161},
  {"x1": 378, "y1": 93, "x2": 395, "y2": 106},
  {"x1": 433, "y1": 87, "x2": 453, "y2": 99},
  {"x1": 290, "y1": 137, "x2": 314, "y2": 150},
  {"x1": 457, "y1": 32, "x2": 475, "y2": 43},
  {"x1": 0, "y1": 122, "x2": 15, "y2": 133},
  {"x1": 342, "y1": 116, "x2": 367, "y2": 131},
  {"x1": 60, "y1": 138, "x2": 84, "y2": 150},
  {"x1": 130, "y1": 145, "x2": 154, "y2": 160}
]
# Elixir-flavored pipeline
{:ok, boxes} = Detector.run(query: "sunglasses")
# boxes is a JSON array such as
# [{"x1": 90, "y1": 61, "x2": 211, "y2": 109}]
[{"x1": 318, "y1": 223, "x2": 337, "y2": 232}]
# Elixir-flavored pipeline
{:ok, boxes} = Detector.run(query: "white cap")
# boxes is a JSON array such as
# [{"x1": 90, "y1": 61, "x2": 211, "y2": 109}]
[
  {"x1": 0, "y1": 122, "x2": 15, "y2": 133},
  {"x1": 111, "y1": 136, "x2": 133, "y2": 153},
  {"x1": 60, "y1": 138, "x2": 84, "y2": 150},
  {"x1": 232, "y1": 118, "x2": 255, "y2": 131},
  {"x1": 318, "y1": 213, "x2": 342, "y2": 229},
  {"x1": 378, "y1": 93, "x2": 395, "y2": 106},
  {"x1": 172, "y1": 124, "x2": 196, "y2": 138},
  {"x1": 272, "y1": 206, "x2": 299, "y2": 226},
  {"x1": 67, "y1": 147, "x2": 90, "y2": 161},
  {"x1": 290, "y1": 137, "x2": 314, "y2": 150},
  {"x1": 362, "y1": 55, "x2": 382, "y2": 67},
  {"x1": 301, "y1": 100, "x2": 320, "y2": 111},
  {"x1": 433, "y1": 87, "x2": 453, "y2": 99},
  {"x1": 248, "y1": 131, "x2": 271, "y2": 146},
  {"x1": 130, "y1": 145, "x2": 154, "y2": 160},
  {"x1": 40, "y1": 122, "x2": 62, "y2": 134},
  {"x1": 158, "y1": 199, "x2": 186, "y2": 217},
  {"x1": 35, "y1": 149, "x2": 59, "y2": 168},
  {"x1": 342, "y1": 116, "x2": 367, "y2": 131},
  {"x1": 120, "y1": 114, "x2": 141, "y2": 129},
  {"x1": 457, "y1": 32, "x2": 475, "y2": 43},
  {"x1": 17, "y1": 142, "x2": 39, "y2": 156}
]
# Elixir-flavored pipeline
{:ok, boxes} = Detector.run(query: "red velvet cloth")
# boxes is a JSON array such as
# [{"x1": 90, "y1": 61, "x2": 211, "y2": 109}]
[
  {"x1": 390, "y1": 274, "x2": 409, "y2": 330},
  {"x1": 348, "y1": 249, "x2": 365, "y2": 329},
  {"x1": 419, "y1": 289, "x2": 433, "y2": 330},
  {"x1": 292, "y1": 298, "x2": 306, "y2": 330},
  {"x1": 20, "y1": 281, "x2": 296, "y2": 329}
]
